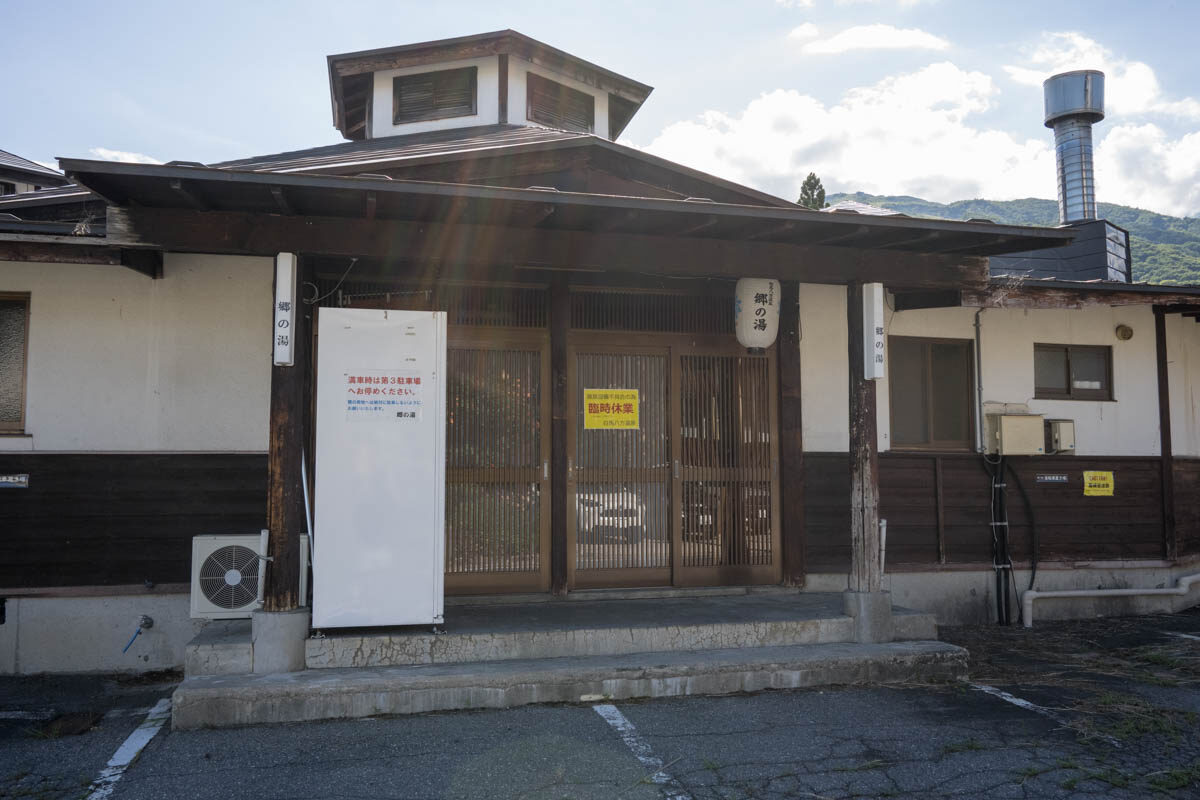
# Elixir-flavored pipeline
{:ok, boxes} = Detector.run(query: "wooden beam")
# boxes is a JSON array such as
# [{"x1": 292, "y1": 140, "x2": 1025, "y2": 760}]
[
  {"x1": 263, "y1": 256, "x2": 313, "y2": 611},
  {"x1": 113, "y1": 207, "x2": 992, "y2": 291},
  {"x1": 270, "y1": 186, "x2": 294, "y2": 215},
  {"x1": 892, "y1": 289, "x2": 962, "y2": 311},
  {"x1": 120, "y1": 248, "x2": 163, "y2": 279},
  {"x1": 549, "y1": 274, "x2": 569, "y2": 595},
  {"x1": 964, "y1": 286, "x2": 1200, "y2": 309},
  {"x1": 777, "y1": 280, "x2": 805, "y2": 587},
  {"x1": 1154, "y1": 307, "x2": 1177, "y2": 561},
  {"x1": 169, "y1": 179, "x2": 209, "y2": 211},
  {"x1": 847, "y1": 282, "x2": 882, "y2": 594},
  {"x1": 497, "y1": 53, "x2": 508, "y2": 124}
]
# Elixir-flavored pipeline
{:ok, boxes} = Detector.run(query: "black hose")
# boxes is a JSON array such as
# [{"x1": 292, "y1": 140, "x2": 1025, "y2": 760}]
[{"x1": 1005, "y1": 459, "x2": 1039, "y2": 592}]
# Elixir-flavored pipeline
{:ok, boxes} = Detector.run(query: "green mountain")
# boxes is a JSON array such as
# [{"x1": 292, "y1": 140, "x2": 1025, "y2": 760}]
[{"x1": 827, "y1": 193, "x2": 1200, "y2": 285}]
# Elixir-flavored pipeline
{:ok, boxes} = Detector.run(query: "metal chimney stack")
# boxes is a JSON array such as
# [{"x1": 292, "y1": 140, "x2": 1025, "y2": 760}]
[{"x1": 1044, "y1": 70, "x2": 1105, "y2": 224}]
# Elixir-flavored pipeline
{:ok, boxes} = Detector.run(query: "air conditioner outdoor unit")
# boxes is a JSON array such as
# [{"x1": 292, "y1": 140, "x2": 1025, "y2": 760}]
[{"x1": 190, "y1": 533, "x2": 310, "y2": 620}]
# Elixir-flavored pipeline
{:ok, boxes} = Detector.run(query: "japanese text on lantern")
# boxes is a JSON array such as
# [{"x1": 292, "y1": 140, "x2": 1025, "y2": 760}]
[{"x1": 583, "y1": 389, "x2": 640, "y2": 430}]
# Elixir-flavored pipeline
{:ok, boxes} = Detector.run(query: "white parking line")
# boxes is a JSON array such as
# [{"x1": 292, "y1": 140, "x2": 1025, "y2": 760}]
[
  {"x1": 1169, "y1": 631, "x2": 1200, "y2": 642},
  {"x1": 593, "y1": 703, "x2": 693, "y2": 800},
  {"x1": 970, "y1": 683, "x2": 1119, "y2": 748},
  {"x1": 84, "y1": 697, "x2": 171, "y2": 800}
]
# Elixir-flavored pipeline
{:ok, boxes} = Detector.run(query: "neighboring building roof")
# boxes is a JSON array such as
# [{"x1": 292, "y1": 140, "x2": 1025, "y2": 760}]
[
  {"x1": 327, "y1": 29, "x2": 653, "y2": 141},
  {"x1": 823, "y1": 199, "x2": 903, "y2": 217},
  {"x1": 0, "y1": 149, "x2": 70, "y2": 186}
]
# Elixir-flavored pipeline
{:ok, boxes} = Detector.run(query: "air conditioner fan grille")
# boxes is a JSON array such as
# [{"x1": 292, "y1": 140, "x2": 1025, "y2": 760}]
[{"x1": 198, "y1": 544, "x2": 260, "y2": 610}]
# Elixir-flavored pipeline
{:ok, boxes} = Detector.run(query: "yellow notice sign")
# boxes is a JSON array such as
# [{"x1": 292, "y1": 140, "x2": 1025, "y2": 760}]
[
  {"x1": 584, "y1": 389, "x2": 640, "y2": 430},
  {"x1": 1083, "y1": 470, "x2": 1115, "y2": 496}
]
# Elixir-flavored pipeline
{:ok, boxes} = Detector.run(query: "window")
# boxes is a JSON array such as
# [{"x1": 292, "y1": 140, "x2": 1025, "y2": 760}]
[
  {"x1": 888, "y1": 336, "x2": 974, "y2": 449},
  {"x1": 526, "y1": 72, "x2": 594, "y2": 133},
  {"x1": 0, "y1": 182, "x2": 15, "y2": 196},
  {"x1": 0, "y1": 294, "x2": 30, "y2": 433},
  {"x1": 392, "y1": 66, "x2": 477, "y2": 125},
  {"x1": 1034, "y1": 344, "x2": 1112, "y2": 400}
]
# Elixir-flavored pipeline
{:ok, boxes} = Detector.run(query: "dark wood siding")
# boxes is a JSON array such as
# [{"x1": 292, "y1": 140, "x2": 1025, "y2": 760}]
[
  {"x1": 804, "y1": 452, "x2": 1168, "y2": 571},
  {"x1": 0, "y1": 453, "x2": 267, "y2": 589},
  {"x1": 1177, "y1": 458, "x2": 1200, "y2": 557}
]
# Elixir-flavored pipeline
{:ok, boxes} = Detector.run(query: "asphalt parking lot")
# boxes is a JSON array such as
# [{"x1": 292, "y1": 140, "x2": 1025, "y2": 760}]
[{"x1": 4, "y1": 609, "x2": 1200, "y2": 800}]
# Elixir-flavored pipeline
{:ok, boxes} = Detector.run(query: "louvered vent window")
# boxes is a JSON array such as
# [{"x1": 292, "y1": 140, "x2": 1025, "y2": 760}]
[
  {"x1": 526, "y1": 72, "x2": 594, "y2": 133},
  {"x1": 392, "y1": 66, "x2": 477, "y2": 125}
]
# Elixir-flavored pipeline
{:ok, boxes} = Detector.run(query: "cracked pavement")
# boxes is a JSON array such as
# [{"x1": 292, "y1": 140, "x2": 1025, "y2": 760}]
[{"x1": 4, "y1": 610, "x2": 1200, "y2": 799}]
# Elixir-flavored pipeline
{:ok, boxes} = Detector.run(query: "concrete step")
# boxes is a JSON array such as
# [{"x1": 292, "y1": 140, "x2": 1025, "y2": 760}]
[
  {"x1": 184, "y1": 620, "x2": 253, "y2": 678},
  {"x1": 304, "y1": 595, "x2": 939, "y2": 669},
  {"x1": 172, "y1": 639, "x2": 966, "y2": 729}
]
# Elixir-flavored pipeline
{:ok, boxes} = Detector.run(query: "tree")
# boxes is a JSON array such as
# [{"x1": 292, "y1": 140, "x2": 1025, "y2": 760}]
[{"x1": 798, "y1": 173, "x2": 828, "y2": 210}]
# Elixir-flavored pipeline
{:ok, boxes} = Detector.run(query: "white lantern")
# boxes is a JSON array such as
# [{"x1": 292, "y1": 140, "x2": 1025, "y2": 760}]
[{"x1": 734, "y1": 278, "x2": 781, "y2": 351}]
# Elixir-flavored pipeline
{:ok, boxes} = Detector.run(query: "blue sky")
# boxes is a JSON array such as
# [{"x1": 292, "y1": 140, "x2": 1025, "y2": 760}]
[{"x1": 4, "y1": 0, "x2": 1200, "y2": 215}]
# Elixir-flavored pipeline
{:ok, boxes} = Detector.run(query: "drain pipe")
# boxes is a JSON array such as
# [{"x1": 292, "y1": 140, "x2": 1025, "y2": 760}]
[
  {"x1": 973, "y1": 309, "x2": 985, "y2": 452},
  {"x1": 1023, "y1": 573, "x2": 1200, "y2": 628}
]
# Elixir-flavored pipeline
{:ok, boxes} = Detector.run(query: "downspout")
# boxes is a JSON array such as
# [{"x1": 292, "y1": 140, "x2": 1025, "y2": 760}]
[
  {"x1": 1023, "y1": 573, "x2": 1200, "y2": 628},
  {"x1": 973, "y1": 308, "x2": 985, "y2": 452}
]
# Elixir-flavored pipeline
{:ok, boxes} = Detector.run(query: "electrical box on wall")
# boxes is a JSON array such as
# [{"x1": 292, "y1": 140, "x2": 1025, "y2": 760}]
[
  {"x1": 1045, "y1": 419, "x2": 1076, "y2": 454},
  {"x1": 985, "y1": 414, "x2": 1046, "y2": 455}
]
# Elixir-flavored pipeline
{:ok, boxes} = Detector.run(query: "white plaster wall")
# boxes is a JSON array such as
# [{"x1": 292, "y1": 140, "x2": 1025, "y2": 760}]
[
  {"x1": 1167, "y1": 313, "x2": 1200, "y2": 458},
  {"x1": 0, "y1": 253, "x2": 272, "y2": 452},
  {"x1": 798, "y1": 283, "x2": 849, "y2": 451},
  {"x1": 876, "y1": 302, "x2": 1160, "y2": 456},
  {"x1": 509, "y1": 56, "x2": 609, "y2": 139},
  {"x1": 370, "y1": 56, "x2": 500, "y2": 139}
]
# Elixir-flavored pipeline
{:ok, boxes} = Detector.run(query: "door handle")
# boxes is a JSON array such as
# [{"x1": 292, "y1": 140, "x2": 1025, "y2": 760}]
[
  {"x1": 543, "y1": 460, "x2": 549, "y2": 481},
  {"x1": 674, "y1": 460, "x2": 680, "y2": 480}
]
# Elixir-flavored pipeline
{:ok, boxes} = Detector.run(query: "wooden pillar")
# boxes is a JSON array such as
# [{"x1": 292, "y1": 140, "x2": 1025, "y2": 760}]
[
  {"x1": 263, "y1": 255, "x2": 312, "y2": 611},
  {"x1": 777, "y1": 280, "x2": 805, "y2": 586},
  {"x1": 550, "y1": 275, "x2": 569, "y2": 595},
  {"x1": 1154, "y1": 307, "x2": 1177, "y2": 560},
  {"x1": 847, "y1": 282, "x2": 883, "y2": 594}
]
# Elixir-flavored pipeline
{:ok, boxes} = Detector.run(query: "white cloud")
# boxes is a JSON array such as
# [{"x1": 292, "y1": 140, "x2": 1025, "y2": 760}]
[
  {"x1": 1004, "y1": 32, "x2": 1200, "y2": 120},
  {"x1": 1096, "y1": 124, "x2": 1200, "y2": 217},
  {"x1": 801, "y1": 24, "x2": 950, "y2": 55},
  {"x1": 787, "y1": 23, "x2": 819, "y2": 41},
  {"x1": 642, "y1": 62, "x2": 1056, "y2": 206},
  {"x1": 88, "y1": 147, "x2": 162, "y2": 164}
]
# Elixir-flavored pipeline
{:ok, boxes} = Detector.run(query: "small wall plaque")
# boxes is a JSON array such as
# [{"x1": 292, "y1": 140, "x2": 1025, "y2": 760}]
[
  {"x1": 1036, "y1": 473, "x2": 1068, "y2": 484},
  {"x1": 0, "y1": 474, "x2": 29, "y2": 488}
]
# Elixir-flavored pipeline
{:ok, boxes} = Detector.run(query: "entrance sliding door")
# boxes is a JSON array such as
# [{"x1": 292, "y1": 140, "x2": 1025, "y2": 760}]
[{"x1": 569, "y1": 349, "x2": 672, "y2": 588}]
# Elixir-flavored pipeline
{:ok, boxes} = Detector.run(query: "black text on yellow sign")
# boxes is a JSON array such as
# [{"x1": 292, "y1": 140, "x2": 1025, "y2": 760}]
[
  {"x1": 1083, "y1": 470, "x2": 1114, "y2": 496},
  {"x1": 584, "y1": 389, "x2": 640, "y2": 430}
]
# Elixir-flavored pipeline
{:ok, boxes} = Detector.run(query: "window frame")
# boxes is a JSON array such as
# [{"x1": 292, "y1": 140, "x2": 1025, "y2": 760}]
[
  {"x1": 0, "y1": 292, "x2": 30, "y2": 434},
  {"x1": 391, "y1": 66, "x2": 478, "y2": 126},
  {"x1": 1033, "y1": 343, "x2": 1114, "y2": 401},
  {"x1": 526, "y1": 71, "x2": 595, "y2": 134},
  {"x1": 887, "y1": 335, "x2": 976, "y2": 452}
]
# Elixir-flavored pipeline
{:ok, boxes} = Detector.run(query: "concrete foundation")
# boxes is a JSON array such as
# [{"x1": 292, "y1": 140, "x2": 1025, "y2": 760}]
[
  {"x1": 251, "y1": 608, "x2": 310, "y2": 674},
  {"x1": 0, "y1": 592, "x2": 201, "y2": 675},
  {"x1": 843, "y1": 591, "x2": 894, "y2": 643},
  {"x1": 172, "y1": 640, "x2": 967, "y2": 729},
  {"x1": 184, "y1": 620, "x2": 254, "y2": 677},
  {"x1": 810, "y1": 560, "x2": 1200, "y2": 625}
]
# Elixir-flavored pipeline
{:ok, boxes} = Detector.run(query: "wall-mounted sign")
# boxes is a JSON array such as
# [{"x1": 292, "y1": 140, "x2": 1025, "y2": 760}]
[
  {"x1": 1083, "y1": 470, "x2": 1114, "y2": 496},
  {"x1": 1036, "y1": 473, "x2": 1069, "y2": 484},
  {"x1": 862, "y1": 282, "x2": 885, "y2": 379},
  {"x1": 273, "y1": 252, "x2": 297, "y2": 367},
  {"x1": 584, "y1": 389, "x2": 640, "y2": 430},
  {"x1": 0, "y1": 474, "x2": 29, "y2": 489}
]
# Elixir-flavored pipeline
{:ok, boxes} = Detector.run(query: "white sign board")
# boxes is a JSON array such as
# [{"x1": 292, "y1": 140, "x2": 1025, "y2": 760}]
[
  {"x1": 273, "y1": 253, "x2": 297, "y2": 366},
  {"x1": 862, "y1": 282, "x2": 885, "y2": 380},
  {"x1": 312, "y1": 308, "x2": 446, "y2": 628}
]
